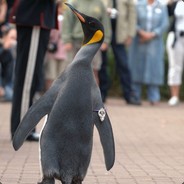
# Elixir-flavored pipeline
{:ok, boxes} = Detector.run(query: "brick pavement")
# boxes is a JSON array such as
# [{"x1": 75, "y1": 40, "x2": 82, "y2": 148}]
[{"x1": 1, "y1": 98, "x2": 184, "y2": 184}]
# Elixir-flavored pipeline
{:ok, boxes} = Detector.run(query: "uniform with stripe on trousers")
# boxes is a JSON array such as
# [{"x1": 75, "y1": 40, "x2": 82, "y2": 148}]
[{"x1": 9, "y1": 0, "x2": 58, "y2": 140}]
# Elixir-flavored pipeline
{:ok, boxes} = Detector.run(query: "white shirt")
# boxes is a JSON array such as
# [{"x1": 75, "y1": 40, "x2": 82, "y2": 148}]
[
  {"x1": 175, "y1": 1, "x2": 184, "y2": 32},
  {"x1": 146, "y1": 1, "x2": 157, "y2": 31}
]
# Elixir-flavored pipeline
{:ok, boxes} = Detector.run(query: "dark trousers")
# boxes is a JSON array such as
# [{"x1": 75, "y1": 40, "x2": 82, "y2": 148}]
[
  {"x1": 99, "y1": 30, "x2": 133, "y2": 102},
  {"x1": 99, "y1": 51, "x2": 110, "y2": 102},
  {"x1": 111, "y1": 32, "x2": 132, "y2": 102},
  {"x1": 0, "y1": 49, "x2": 14, "y2": 87},
  {"x1": 11, "y1": 26, "x2": 50, "y2": 137}
]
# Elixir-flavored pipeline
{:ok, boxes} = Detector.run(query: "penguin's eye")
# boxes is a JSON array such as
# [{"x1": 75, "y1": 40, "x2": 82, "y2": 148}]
[{"x1": 89, "y1": 21, "x2": 96, "y2": 27}]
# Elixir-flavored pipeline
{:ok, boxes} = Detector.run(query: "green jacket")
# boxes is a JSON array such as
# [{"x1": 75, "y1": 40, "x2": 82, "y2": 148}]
[
  {"x1": 117, "y1": 0, "x2": 136, "y2": 43},
  {"x1": 62, "y1": 0, "x2": 111, "y2": 44},
  {"x1": 106, "y1": 0, "x2": 136, "y2": 44}
]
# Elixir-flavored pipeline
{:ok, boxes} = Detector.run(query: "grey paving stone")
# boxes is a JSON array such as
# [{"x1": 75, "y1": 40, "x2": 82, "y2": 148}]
[{"x1": 1, "y1": 98, "x2": 184, "y2": 184}]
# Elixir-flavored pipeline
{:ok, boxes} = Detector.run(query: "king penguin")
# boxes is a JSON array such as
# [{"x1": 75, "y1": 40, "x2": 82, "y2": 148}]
[{"x1": 12, "y1": 3, "x2": 115, "y2": 184}]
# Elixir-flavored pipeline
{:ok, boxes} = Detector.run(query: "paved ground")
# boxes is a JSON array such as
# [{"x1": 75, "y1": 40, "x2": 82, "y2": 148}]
[{"x1": 1, "y1": 98, "x2": 184, "y2": 184}]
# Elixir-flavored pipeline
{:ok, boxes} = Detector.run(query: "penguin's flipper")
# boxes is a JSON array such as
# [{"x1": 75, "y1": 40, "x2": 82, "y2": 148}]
[
  {"x1": 12, "y1": 77, "x2": 64, "y2": 151},
  {"x1": 93, "y1": 109, "x2": 115, "y2": 171}
]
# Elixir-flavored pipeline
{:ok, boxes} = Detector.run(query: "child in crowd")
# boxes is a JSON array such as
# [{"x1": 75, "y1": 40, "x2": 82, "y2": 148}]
[
  {"x1": 44, "y1": 1, "x2": 67, "y2": 90},
  {"x1": 0, "y1": 25, "x2": 17, "y2": 101}
]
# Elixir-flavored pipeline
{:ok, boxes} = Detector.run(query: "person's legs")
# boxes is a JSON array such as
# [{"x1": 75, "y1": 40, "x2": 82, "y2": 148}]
[
  {"x1": 0, "y1": 49, "x2": 14, "y2": 101},
  {"x1": 4, "y1": 85, "x2": 13, "y2": 101},
  {"x1": 31, "y1": 28, "x2": 50, "y2": 99},
  {"x1": 132, "y1": 82, "x2": 142, "y2": 102},
  {"x1": 11, "y1": 26, "x2": 50, "y2": 139},
  {"x1": 147, "y1": 85, "x2": 160, "y2": 105},
  {"x1": 111, "y1": 42, "x2": 134, "y2": 103},
  {"x1": 167, "y1": 32, "x2": 175, "y2": 86},
  {"x1": 169, "y1": 85, "x2": 180, "y2": 98},
  {"x1": 1, "y1": 50, "x2": 14, "y2": 87},
  {"x1": 168, "y1": 36, "x2": 184, "y2": 105},
  {"x1": 98, "y1": 50, "x2": 110, "y2": 102},
  {"x1": 11, "y1": 26, "x2": 32, "y2": 137}
]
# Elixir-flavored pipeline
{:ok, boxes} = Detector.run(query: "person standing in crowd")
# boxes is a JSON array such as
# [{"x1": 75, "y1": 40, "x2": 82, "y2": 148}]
[
  {"x1": 167, "y1": 0, "x2": 184, "y2": 106},
  {"x1": 97, "y1": 0, "x2": 111, "y2": 102},
  {"x1": 128, "y1": 0, "x2": 169, "y2": 105},
  {"x1": 0, "y1": 25, "x2": 17, "y2": 102},
  {"x1": 62, "y1": 0, "x2": 111, "y2": 85},
  {"x1": 0, "y1": 0, "x2": 8, "y2": 98},
  {"x1": 9, "y1": 0, "x2": 58, "y2": 141},
  {"x1": 44, "y1": 1, "x2": 67, "y2": 91},
  {"x1": 99, "y1": 0, "x2": 139, "y2": 105}
]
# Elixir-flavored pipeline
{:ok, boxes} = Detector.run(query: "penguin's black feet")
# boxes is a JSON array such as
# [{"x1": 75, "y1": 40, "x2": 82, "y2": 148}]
[
  {"x1": 71, "y1": 181, "x2": 82, "y2": 184},
  {"x1": 71, "y1": 177, "x2": 82, "y2": 184},
  {"x1": 37, "y1": 177, "x2": 55, "y2": 184}
]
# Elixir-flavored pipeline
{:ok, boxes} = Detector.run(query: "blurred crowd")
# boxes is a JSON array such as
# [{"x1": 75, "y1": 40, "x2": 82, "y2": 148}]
[
  {"x1": 0, "y1": 0, "x2": 184, "y2": 107},
  {"x1": 0, "y1": 0, "x2": 16, "y2": 102}
]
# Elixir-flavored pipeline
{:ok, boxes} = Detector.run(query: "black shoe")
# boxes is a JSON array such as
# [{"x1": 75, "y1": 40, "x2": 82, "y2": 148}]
[
  {"x1": 26, "y1": 133, "x2": 39, "y2": 142},
  {"x1": 127, "y1": 96, "x2": 141, "y2": 106}
]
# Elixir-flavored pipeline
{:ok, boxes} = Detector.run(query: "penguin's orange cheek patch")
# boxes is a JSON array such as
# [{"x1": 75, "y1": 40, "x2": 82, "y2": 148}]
[{"x1": 86, "y1": 30, "x2": 103, "y2": 45}]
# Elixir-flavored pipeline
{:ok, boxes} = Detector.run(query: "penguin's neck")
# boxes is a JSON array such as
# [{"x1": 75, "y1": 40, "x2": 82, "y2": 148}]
[{"x1": 73, "y1": 43, "x2": 101, "y2": 65}]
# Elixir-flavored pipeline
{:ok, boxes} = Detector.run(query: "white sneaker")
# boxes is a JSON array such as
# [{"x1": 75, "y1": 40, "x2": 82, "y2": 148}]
[{"x1": 168, "y1": 96, "x2": 180, "y2": 106}]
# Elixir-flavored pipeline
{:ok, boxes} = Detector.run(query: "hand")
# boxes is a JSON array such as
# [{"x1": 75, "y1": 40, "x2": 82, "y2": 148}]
[
  {"x1": 100, "y1": 43, "x2": 108, "y2": 51},
  {"x1": 138, "y1": 30, "x2": 155, "y2": 43},
  {"x1": 2, "y1": 28, "x2": 17, "y2": 49},
  {"x1": 107, "y1": 8, "x2": 118, "y2": 19},
  {"x1": 125, "y1": 36, "x2": 132, "y2": 47},
  {"x1": 64, "y1": 43, "x2": 73, "y2": 52}
]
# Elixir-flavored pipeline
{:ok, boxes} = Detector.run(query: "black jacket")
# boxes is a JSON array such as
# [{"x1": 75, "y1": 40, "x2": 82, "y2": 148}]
[
  {"x1": 9, "y1": 0, "x2": 58, "y2": 29},
  {"x1": 167, "y1": 1, "x2": 177, "y2": 32}
]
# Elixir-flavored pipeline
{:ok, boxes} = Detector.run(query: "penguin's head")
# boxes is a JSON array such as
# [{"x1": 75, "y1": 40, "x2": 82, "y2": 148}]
[{"x1": 65, "y1": 3, "x2": 104, "y2": 46}]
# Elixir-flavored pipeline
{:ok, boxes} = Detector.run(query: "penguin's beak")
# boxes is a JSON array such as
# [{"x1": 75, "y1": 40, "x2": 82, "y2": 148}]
[{"x1": 65, "y1": 3, "x2": 86, "y2": 23}]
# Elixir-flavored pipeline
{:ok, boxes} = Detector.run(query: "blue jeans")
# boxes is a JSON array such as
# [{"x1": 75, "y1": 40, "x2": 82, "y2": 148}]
[
  {"x1": 4, "y1": 84, "x2": 13, "y2": 101},
  {"x1": 132, "y1": 83, "x2": 160, "y2": 102}
]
